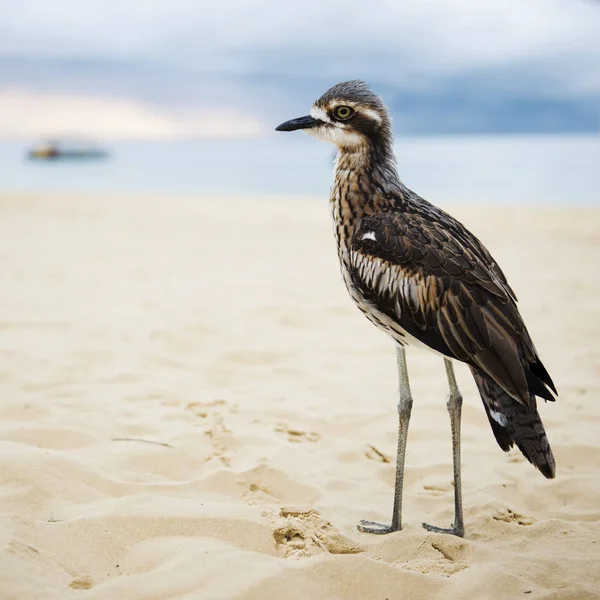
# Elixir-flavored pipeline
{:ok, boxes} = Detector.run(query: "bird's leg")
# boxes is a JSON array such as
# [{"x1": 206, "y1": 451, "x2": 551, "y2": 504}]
[
  {"x1": 423, "y1": 358, "x2": 465, "y2": 537},
  {"x1": 358, "y1": 344, "x2": 413, "y2": 534}
]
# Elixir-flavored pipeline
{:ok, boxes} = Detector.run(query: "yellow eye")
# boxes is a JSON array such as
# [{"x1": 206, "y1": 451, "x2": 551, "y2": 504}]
[{"x1": 334, "y1": 105, "x2": 354, "y2": 120}]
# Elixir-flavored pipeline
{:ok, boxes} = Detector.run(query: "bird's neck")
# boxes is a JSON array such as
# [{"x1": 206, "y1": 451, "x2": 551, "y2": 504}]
[{"x1": 331, "y1": 144, "x2": 403, "y2": 266}]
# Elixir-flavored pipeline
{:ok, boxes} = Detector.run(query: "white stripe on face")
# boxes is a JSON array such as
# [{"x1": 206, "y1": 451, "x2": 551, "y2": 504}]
[
  {"x1": 359, "y1": 107, "x2": 383, "y2": 124},
  {"x1": 310, "y1": 106, "x2": 332, "y2": 124}
]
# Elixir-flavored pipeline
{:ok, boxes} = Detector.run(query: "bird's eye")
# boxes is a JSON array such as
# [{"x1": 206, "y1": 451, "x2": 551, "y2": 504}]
[{"x1": 334, "y1": 106, "x2": 354, "y2": 120}]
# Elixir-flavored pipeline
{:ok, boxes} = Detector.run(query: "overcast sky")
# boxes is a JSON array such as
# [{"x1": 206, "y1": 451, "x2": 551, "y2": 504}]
[{"x1": 0, "y1": 0, "x2": 599, "y2": 139}]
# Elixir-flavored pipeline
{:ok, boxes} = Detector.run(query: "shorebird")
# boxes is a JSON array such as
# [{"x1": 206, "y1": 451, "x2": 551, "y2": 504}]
[{"x1": 275, "y1": 81, "x2": 557, "y2": 537}]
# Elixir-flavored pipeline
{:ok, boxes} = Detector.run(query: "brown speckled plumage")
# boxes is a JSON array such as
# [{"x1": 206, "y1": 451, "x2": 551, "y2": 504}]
[
  {"x1": 276, "y1": 80, "x2": 557, "y2": 535},
  {"x1": 319, "y1": 82, "x2": 557, "y2": 477}
]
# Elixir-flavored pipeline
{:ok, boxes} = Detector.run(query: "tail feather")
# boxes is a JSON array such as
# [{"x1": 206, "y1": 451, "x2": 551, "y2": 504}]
[
  {"x1": 525, "y1": 368, "x2": 556, "y2": 403},
  {"x1": 470, "y1": 366, "x2": 556, "y2": 479},
  {"x1": 528, "y1": 357, "x2": 558, "y2": 397}
]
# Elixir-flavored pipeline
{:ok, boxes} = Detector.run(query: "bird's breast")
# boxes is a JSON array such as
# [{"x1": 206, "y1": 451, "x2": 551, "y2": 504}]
[{"x1": 331, "y1": 195, "x2": 410, "y2": 347}]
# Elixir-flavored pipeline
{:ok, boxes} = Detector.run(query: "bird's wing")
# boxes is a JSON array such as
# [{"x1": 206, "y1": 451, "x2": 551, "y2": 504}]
[
  {"x1": 396, "y1": 197, "x2": 518, "y2": 301},
  {"x1": 350, "y1": 209, "x2": 553, "y2": 405}
]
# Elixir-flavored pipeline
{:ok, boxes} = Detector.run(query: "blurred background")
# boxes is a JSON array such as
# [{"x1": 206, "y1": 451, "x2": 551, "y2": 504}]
[{"x1": 0, "y1": 0, "x2": 598, "y2": 203}]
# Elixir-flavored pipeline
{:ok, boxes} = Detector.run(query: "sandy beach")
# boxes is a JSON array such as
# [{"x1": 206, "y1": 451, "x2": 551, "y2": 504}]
[{"x1": 0, "y1": 192, "x2": 599, "y2": 599}]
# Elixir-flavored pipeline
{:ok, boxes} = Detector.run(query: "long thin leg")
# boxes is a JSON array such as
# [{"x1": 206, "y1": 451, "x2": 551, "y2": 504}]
[
  {"x1": 423, "y1": 358, "x2": 465, "y2": 537},
  {"x1": 358, "y1": 344, "x2": 413, "y2": 534}
]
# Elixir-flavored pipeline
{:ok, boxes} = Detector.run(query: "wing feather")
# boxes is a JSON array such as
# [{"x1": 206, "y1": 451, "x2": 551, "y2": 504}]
[{"x1": 350, "y1": 210, "x2": 554, "y2": 405}]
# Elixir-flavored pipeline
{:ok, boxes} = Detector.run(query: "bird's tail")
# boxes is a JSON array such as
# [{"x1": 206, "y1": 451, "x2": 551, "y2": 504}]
[{"x1": 470, "y1": 366, "x2": 556, "y2": 479}]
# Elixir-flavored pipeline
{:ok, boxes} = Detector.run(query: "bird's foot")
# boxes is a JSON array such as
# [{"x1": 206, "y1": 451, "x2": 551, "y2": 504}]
[
  {"x1": 422, "y1": 521, "x2": 464, "y2": 537},
  {"x1": 357, "y1": 520, "x2": 400, "y2": 535}
]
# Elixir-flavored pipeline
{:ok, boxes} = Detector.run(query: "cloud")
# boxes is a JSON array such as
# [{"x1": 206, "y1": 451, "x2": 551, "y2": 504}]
[
  {"x1": 1, "y1": 0, "x2": 598, "y2": 93},
  {"x1": 0, "y1": 0, "x2": 598, "y2": 134},
  {"x1": 0, "y1": 88, "x2": 264, "y2": 140}
]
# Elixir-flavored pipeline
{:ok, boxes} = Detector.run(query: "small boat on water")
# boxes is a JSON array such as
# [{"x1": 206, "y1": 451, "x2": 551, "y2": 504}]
[{"x1": 27, "y1": 141, "x2": 109, "y2": 161}]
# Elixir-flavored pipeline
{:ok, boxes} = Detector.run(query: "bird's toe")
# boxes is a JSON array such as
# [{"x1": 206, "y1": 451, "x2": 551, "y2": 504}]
[
  {"x1": 357, "y1": 520, "x2": 400, "y2": 535},
  {"x1": 422, "y1": 521, "x2": 464, "y2": 537}
]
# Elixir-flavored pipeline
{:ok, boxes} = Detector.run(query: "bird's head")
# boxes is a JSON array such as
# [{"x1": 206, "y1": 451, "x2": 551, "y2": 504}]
[{"x1": 275, "y1": 80, "x2": 393, "y2": 152}]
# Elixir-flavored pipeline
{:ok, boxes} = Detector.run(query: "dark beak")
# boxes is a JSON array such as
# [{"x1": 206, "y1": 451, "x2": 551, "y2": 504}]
[{"x1": 275, "y1": 115, "x2": 319, "y2": 132}]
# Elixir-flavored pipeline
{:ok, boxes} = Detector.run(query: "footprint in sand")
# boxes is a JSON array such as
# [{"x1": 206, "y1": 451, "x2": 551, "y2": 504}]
[
  {"x1": 365, "y1": 444, "x2": 391, "y2": 463},
  {"x1": 185, "y1": 399, "x2": 228, "y2": 418},
  {"x1": 69, "y1": 576, "x2": 94, "y2": 590},
  {"x1": 274, "y1": 424, "x2": 321, "y2": 444},
  {"x1": 421, "y1": 482, "x2": 454, "y2": 497},
  {"x1": 492, "y1": 508, "x2": 535, "y2": 526},
  {"x1": 185, "y1": 400, "x2": 233, "y2": 466},
  {"x1": 244, "y1": 483, "x2": 279, "y2": 507},
  {"x1": 273, "y1": 507, "x2": 362, "y2": 559}
]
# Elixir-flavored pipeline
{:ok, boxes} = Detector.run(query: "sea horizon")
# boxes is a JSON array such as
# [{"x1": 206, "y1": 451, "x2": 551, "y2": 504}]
[{"x1": 0, "y1": 133, "x2": 598, "y2": 205}]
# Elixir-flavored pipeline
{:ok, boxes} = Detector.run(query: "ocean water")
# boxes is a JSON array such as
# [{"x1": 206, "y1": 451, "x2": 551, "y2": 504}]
[{"x1": 0, "y1": 135, "x2": 598, "y2": 204}]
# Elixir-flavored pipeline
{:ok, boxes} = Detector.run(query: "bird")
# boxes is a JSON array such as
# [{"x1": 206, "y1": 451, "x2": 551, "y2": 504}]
[{"x1": 275, "y1": 80, "x2": 557, "y2": 537}]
